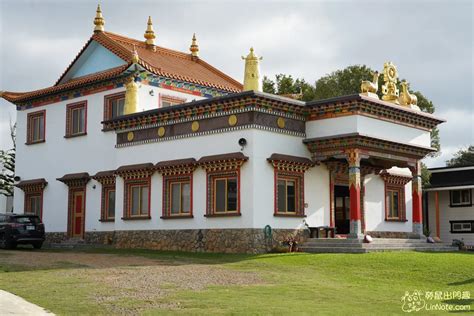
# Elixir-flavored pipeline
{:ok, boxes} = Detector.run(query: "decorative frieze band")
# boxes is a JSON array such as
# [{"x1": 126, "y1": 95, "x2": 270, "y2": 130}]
[
  {"x1": 267, "y1": 153, "x2": 314, "y2": 173},
  {"x1": 91, "y1": 170, "x2": 116, "y2": 185},
  {"x1": 155, "y1": 158, "x2": 197, "y2": 176},
  {"x1": 15, "y1": 178, "x2": 48, "y2": 193},
  {"x1": 198, "y1": 152, "x2": 248, "y2": 172},
  {"x1": 57, "y1": 172, "x2": 90, "y2": 187},
  {"x1": 115, "y1": 163, "x2": 155, "y2": 180},
  {"x1": 380, "y1": 170, "x2": 412, "y2": 186}
]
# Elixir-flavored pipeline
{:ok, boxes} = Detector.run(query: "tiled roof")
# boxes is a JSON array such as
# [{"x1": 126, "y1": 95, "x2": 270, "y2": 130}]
[
  {"x1": 99, "y1": 31, "x2": 242, "y2": 92},
  {"x1": 1, "y1": 30, "x2": 242, "y2": 104}
]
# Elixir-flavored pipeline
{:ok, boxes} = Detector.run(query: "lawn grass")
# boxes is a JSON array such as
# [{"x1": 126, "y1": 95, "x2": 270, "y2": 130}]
[{"x1": 0, "y1": 249, "x2": 472, "y2": 315}]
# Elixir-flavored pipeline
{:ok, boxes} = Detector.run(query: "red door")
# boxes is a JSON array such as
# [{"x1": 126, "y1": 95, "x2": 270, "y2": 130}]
[{"x1": 70, "y1": 189, "x2": 85, "y2": 238}]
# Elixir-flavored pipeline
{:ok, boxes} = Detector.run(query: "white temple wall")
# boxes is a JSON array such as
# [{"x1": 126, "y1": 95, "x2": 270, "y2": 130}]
[
  {"x1": 306, "y1": 115, "x2": 431, "y2": 147},
  {"x1": 13, "y1": 86, "x2": 208, "y2": 233},
  {"x1": 364, "y1": 174, "x2": 413, "y2": 232},
  {"x1": 251, "y1": 131, "x2": 330, "y2": 229}
]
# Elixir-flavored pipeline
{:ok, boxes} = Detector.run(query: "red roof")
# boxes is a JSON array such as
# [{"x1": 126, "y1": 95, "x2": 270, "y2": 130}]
[{"x1": 1, "y1": 31, "x2": 243, "y2": 104}]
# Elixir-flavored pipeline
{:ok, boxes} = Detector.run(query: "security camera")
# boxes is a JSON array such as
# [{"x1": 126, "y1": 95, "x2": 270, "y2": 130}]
[{"x1": 238, "y1": 138, "x2": 247, "y2": 150}]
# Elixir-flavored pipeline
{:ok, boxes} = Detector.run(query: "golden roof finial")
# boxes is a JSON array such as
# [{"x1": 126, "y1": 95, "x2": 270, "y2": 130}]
[
  {"x1": 242, "y1": 47, "x2": 263, "y2": 91},
  {"x1": 189, "y1": 33, "x2": 199, "y2": 58},
  {"x1": 132, "y1": 45, "x2": 139, "y2": 63},
  {"x1": 94, "y1": 4, "x2": 105, "y2": 33},
  {"x1": 144, "y1": 16, "x2": 156, "y2": 49}
]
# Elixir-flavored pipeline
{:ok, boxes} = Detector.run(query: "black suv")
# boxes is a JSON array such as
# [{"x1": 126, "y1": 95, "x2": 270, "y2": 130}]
[{"x1": 0, "y1": 214, "x2": 45, "y2": 249}]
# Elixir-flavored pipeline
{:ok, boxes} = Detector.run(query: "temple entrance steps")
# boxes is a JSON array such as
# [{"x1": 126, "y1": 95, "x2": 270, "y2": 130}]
[{"x1": 298, "y1": 238, "x2": 459, "y2": 253}]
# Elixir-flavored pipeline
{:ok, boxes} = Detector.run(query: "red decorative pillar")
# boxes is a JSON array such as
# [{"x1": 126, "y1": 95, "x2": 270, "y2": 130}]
[
  {"x1": 347, "y1": 150, "x2": 363, "y2": 238},
  {"x1": 410, "y1": 161, "x2": 424, "y2": 237}
]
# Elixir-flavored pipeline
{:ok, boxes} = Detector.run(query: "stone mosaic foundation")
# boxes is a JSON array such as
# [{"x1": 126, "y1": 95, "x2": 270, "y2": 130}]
[{"x1": 45, "y1": 228, "x2": 309, "y2": 254}]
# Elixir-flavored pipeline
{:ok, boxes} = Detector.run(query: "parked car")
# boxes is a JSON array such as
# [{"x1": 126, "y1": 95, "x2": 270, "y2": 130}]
[{"x1": 0, "y1": 214, "x2": 45, "y2": 249}]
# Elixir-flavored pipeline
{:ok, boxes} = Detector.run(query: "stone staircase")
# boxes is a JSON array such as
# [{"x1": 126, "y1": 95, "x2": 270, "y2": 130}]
[{"x1": 299, "y1": 238, "x2": 458, "y2": 253}]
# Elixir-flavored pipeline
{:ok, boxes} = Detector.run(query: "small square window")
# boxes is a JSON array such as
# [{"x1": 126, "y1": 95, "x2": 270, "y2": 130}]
[{"x1": 104, "y1": 93, "x2": 126, "y2": 123}]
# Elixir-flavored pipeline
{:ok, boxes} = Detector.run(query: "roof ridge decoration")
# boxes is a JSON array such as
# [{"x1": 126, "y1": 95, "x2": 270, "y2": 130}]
[
  {"x1": 190, "y1": 33, "x2": 199, "y2": 58},
  {"x1": 144, "y1": 16, "x2": 156, "y2": 50},
  {"x1": 94, "y1": 4, "x2": 105, "y2": 33}
]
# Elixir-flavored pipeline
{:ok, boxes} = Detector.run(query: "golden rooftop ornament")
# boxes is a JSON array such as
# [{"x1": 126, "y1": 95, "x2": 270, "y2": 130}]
[
  {"x1": 399, "y1": 81, "x2": 419, "y2": 110},
  {"x1": 144, "y1": 16, "x2": 156, "y2": 49},
  {"x1": 131, "y1": 45, "x2": 139, "y2": 64},
  {"x1": 190, "y1": 33, "x2": 199, "y2": 58},
  {"x1": 242, "y1": 47, "x2": 263, "y2": 92},
  {"x1": 94, "y1": 4, "x2": 105, "y2": 33},
  {"x1": 360, "y1": 71, "x2": 379, "y2": 99},
  {"x1": 381, "y1": 61, "x2": 400, "y2": 104}
]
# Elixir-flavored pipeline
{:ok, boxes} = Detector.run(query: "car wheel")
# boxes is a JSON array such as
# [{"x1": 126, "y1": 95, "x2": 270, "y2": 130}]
[
  {"x1": 32, "y1": 242, "x2": 43, "y2": 250},
  {"x1": 0, "y1": 234, "x2": 15, "y2": 250}
]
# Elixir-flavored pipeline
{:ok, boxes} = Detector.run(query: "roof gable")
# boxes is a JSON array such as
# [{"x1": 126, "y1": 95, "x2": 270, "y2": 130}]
[{"x1": 58, "y1": 40, "x2": 127, "y2": 84}]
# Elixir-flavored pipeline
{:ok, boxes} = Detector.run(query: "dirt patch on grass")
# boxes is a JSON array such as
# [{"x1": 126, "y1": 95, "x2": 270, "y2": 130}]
[
  {"x1": 0, "y1": 250, "x2": 263, "y2": 314},
  {"x1": 0, "y1": 250, "x2": 163, "y2": 269},
  {"x1": 66, "y1": 264, "x2": 261, "y2": 314}
]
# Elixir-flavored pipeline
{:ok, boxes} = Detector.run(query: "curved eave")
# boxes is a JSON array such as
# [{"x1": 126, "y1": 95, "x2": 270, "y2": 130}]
[{"x1": 1, "y1": 64, "x2": 131, "y2": 105}]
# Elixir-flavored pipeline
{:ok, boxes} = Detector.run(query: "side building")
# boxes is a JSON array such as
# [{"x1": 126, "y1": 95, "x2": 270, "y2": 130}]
[{"x1": 425, "y1": 165, "x2": 474, "y2": 246}]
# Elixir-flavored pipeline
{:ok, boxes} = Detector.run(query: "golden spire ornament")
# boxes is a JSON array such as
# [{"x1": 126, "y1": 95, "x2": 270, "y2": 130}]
[
  {"x1": 242, "y1": 47, "x2": 263, "y2": 92},
  {"x1": 144, "y1": 16, "x2": 156, "y2": 49},
  {"x1": 94, "y1": 4, "x2": 105, "y2": 33},
  {"x1": 189, "y1": 33, "x2": 199, "y2": 58},
  {"x1": 381, "y1": 61, "x2": 400, "y2": 104}
]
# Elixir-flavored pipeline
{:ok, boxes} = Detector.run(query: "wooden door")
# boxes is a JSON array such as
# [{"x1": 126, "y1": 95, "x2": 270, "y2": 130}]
[{"x1": 70, "y1": 189, "x2": 85, "y2": 238}]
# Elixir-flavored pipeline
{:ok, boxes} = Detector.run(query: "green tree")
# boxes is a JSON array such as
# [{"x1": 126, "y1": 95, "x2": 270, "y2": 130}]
[
  {"x1": 446, "y1": 146, "x2": 474, "y2": 167},
  {"x1": 262, "y1": 74, "x2": 316, "y2": 101},
  {"x1": 0, "y1": 122, "x2": 16, "y2": 196}
]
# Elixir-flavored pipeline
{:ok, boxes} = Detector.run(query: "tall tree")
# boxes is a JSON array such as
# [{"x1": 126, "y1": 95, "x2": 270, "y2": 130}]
[
  {"x1": 0, "y1": 122, "x2": 16, "y2": 196},
  {"x1": 446, "y1": 146, "x2": 474, "y2": 167}
]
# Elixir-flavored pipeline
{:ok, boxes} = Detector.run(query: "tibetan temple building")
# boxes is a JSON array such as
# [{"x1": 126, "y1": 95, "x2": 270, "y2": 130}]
[{"x1": 0, "y1": 6, "x2": 448, "y2": 252}]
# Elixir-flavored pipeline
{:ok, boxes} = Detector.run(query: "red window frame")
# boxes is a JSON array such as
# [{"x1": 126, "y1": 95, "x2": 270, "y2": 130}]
[
  {"x1": 100, "y1": 185, "x2": 116, "y2": 222},
  {"x1": 384, "y1": 185, "x2": 406, "y2": 221},
  {"x1": 161, "y1": 174, "x2": 193, "y2": 219},
  {"x1": 205, "y1": 170, "x2": 241, "y2": 217},
  {"x1": 65, "y1": 101, "x2": 87, "y2": 137},
  {"x1": 123, "y1": 178, "x2": 151, "y2": 219},
  {"x1": 103, "y1": 92, "x2": 126, "y2": 123},
  {"x1": 273, "y1": 170, "x2": 305, "y2": 217},
  {"x1": 24, "y1": 192, "x2": 43, "y2": 219},
  {"x1": 159, "y1": 94, "x2": 186, "y2": 108},
  {"x1": 26, "y1": 110, "x2": 46, "y2": 144}
]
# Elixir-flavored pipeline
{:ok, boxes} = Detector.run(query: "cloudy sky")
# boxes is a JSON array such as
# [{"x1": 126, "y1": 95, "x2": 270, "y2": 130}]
[{"x1": 0, "y1": 0, "x2": 472, "y2": 167}]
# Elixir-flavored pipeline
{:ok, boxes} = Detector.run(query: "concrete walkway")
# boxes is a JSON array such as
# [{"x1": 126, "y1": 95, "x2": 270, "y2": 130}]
[{"x1": 0, "y1": 290, "x2": 54, "y2": 315}]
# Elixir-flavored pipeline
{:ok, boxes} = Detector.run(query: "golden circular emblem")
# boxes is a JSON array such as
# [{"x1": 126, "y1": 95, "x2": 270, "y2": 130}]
[
  {"x1": 277, "y1": 117, "x2": 285, "y2": 129},
  {"x1": 228, "y1": 115, "x2": 238, "y2": 126},
  {"x1": 127, "y1": 131, "x2": 134, "y2": 141},
  {"x1": 157, "y1": 127, "x2": 165, "y2": 137},
  {"x1": 191, "y1": 121, "x2": 200, "y2": 132}
]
